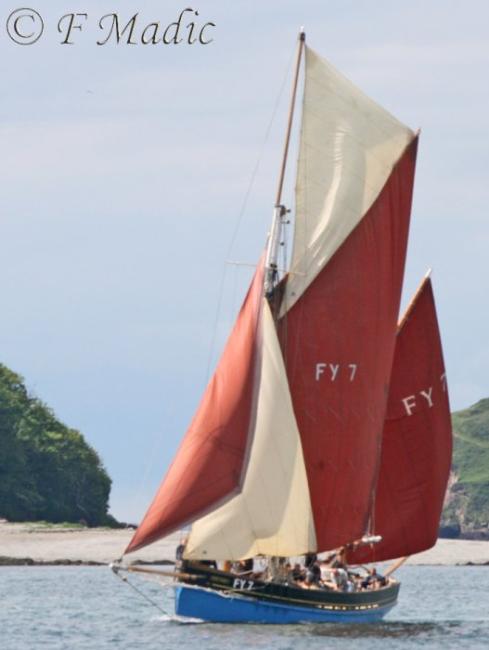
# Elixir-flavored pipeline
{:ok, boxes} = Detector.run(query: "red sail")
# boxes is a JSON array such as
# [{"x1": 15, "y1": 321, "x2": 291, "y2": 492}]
[
  {"x1": 125, "y1": 261, "x2": 264, "y2": 554},
  {"x1": 348, "y1": 276, "x2": 452, "y2": 564},
  {"x1": 279, "y1": 138, "x2": 418, "y2": 552}
]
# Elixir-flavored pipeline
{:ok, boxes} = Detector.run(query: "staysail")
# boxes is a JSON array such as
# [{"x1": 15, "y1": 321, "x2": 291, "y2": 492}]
[
  {"x1": 184, "y1": 300, "x2": 316, "y2": 560},
  {"x1": 277, "y1": 47, "x2": 418, "y2": 551},
  {"x1": 348, "y1": 276, "x2": 452, "y2": 564}
]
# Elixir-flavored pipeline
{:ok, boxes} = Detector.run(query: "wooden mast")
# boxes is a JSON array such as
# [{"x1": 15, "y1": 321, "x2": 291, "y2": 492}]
[
  {"x1": 275, "y1": 28, "x2": 306, "y2": 207},
  {"x1": 265, "y1": 28, "x2": 306, "y2": 295}
]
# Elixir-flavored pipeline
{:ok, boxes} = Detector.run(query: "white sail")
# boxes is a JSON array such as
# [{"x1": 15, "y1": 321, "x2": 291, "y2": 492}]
[
  {"x1": 281, "y1": 46, "x2": 414, "y2": 314},
  {"x1": 184, "y1": 300, "x2": 317, "y2": 560}
]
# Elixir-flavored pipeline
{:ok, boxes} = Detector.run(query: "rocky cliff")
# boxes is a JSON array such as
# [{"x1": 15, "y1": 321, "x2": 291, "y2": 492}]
[{"x1": 441, "y1": 398, "x2": 489, "y2": 539}]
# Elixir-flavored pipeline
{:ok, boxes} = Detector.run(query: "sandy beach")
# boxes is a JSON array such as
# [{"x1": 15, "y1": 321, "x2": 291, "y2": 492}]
[
  {"x1": 0, "y1": 522, "x2": 180, "y2": 565},
  {"x1": 1, "y1": 521, "x2": 488, "y2": 566}
]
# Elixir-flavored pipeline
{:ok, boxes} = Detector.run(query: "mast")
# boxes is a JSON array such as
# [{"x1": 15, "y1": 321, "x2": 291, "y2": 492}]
[{"x1": 264, "y1": 28, "x2": 306, "y2": 296}]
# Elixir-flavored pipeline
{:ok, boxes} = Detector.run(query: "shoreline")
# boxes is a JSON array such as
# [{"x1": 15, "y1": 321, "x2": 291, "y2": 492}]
[
  {"x1": 2, "y1": 522, "x2": 489, "y2": 567},
  {"x1": 0, "y1": 557, "x2": 175, "y2": 567},
  {"x1": 2, "y1": 558, "x2": 489, "y2": 567}
]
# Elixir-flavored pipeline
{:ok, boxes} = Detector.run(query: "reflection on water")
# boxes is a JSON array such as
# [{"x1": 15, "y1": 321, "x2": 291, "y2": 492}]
[
  {"x1": 167, "y1": 619, "x2": 446, "y2": 637},
  {"x1": 306, "y1": 621, "x2": 450, "y2": 638}
]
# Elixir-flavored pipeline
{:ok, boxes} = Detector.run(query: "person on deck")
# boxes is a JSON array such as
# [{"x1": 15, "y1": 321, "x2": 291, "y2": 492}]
[
  {"x1": 361, "y1": 568, "x2": 379, "y2": 589},
  {"x1": 304, "y1": 552, "x2": 317, "y2": 568},
  {"x1": 291, "y1": 563, "x2": 305, "y2": 584},
  {"x1": 331, "y1": 546, "x2": 348, "y2": 569},
  {"x1": 234, "y1": 558, "x2": 253, "y2": 575},
  {"x1": 332, "y1": 567, "x2": 348, "y2": 590},
  {"x1": 175, "y1": 535, "x2": 188, "y2": 568},
  {"x1": 319, "y1": 561, "x2": 336, "y2": 590},
  {"x1": 304, "y1": 561, "x2": 321, "y2": 588}
]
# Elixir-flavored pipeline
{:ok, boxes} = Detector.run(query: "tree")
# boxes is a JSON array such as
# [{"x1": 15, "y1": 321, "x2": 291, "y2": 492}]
[{"x1": 0, "y1": 363, "x2": 113, "y2": 525}]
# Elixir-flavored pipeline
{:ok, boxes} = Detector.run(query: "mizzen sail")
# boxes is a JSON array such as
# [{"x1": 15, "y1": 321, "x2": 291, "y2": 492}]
[{"x1": 348, "y1": 276, "x2": 452, "y2": 564}]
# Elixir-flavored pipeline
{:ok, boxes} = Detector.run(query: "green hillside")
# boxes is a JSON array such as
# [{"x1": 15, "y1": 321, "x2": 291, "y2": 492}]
[
  {"x1": 0, "y1": 363, "x2": 113, "y2": 526},
  {"x1": 443, "y1": 398, "x2": 489, "y2": 533}
]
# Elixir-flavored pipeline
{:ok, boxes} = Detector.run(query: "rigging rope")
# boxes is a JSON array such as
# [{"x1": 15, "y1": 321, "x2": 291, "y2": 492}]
[
  {"x1": 204, "y1": 47, "x2": 296, "y2": 384},
  {"x1": 126, "y1": 49, "x2": 297, "y2": 528},
  {"x1": 110, "y1": 564, "x2": 172, "y2": 617}
]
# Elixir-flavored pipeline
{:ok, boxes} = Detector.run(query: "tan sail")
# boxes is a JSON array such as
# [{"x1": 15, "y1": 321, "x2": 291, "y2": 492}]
[
  {"x1": 185, "y1": 300, "x2": 316, "y2": 560},
  {"x1": 281, "y1": 46, "x2": 414, "y2": 314}
]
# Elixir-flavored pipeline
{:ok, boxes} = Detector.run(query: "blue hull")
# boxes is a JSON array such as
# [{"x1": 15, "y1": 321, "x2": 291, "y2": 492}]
[{"x1": 175, "y1": 586, "x2": 396, "y2": 624}]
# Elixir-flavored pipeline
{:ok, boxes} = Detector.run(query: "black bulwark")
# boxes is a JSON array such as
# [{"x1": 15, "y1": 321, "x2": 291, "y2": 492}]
[{"x1": 179, "y1": 561, "x2": 400, "y2": 613}]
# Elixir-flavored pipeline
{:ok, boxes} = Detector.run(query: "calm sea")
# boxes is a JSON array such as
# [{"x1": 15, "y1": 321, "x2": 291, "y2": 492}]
[{"x1": 2, "y1": 566, "x2": 489, "y2": 649}]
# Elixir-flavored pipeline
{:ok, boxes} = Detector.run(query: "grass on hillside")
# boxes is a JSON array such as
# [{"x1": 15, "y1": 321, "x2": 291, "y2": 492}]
[{"x1": 447, "y1": 399, "x2": 489, "y2": 527}]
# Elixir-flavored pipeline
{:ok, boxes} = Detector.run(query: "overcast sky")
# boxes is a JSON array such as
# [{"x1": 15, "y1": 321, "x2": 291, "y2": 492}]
[{"x1": 1, "y1": 1, "x2": 488, "y2": 522}]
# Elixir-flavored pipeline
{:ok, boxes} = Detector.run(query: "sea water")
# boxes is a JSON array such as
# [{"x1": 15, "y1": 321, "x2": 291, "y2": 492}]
[{"x1": 2, "y1": 566, "x2": 489, "y2": 649}]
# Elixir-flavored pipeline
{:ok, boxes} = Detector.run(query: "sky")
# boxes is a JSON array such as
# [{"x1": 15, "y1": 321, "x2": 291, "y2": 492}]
[{"x1": 1, "y1": 1, "x2": 488, "y2": 522}]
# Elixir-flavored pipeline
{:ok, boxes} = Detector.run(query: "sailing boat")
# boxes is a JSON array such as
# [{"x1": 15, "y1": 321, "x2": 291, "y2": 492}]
[{"x1": 118, "y1": 31, "x2": 452, "y2": 623}]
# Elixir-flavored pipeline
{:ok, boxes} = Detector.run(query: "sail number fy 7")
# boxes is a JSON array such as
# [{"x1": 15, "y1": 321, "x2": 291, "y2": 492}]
[{"x1": 315, "y1": 363, "x2": 358, "y2": 382}]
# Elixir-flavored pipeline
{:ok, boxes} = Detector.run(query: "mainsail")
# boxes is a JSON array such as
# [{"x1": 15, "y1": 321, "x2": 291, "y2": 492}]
[
  {"x1": 277, "y1": 47, "x2": 418, "y2": 551},
  {"x1": 348, "y1": 276, "x2": 452, "y2": 564},
  {"x1": 125, "y1": 44, "x2": 428, "y2": 559}
]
